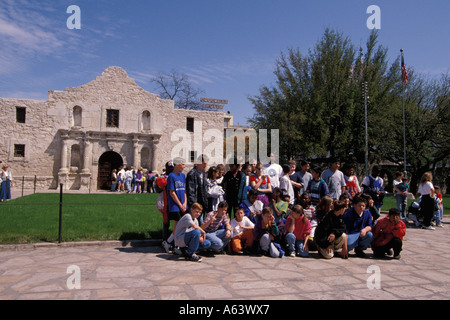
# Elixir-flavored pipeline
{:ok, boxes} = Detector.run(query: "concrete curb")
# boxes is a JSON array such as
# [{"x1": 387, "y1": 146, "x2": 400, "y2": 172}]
[{"x1": 0, "y1": 239, "x2": 162, "y2": 252}]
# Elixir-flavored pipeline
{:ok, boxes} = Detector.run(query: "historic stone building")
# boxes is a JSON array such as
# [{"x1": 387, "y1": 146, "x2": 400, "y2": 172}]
[{"x1": 0, "y1": 66, "x2": 226, "y2": 191}]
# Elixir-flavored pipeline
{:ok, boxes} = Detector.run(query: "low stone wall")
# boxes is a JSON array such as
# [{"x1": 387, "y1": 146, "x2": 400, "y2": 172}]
[{"x1": 10, "y1": 176, "x2": 57, "y2": 191}]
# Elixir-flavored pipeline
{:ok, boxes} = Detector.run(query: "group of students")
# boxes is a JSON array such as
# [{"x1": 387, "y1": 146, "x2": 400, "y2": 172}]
[
  {"x1": 111, "y1": 166, "x2": 156, "y2": 194},
  {"x1": 156, "y1": 155, "x2": 413, "y2": 262}
]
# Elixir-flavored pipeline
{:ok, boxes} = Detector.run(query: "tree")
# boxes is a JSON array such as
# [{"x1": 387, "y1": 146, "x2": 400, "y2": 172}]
[
  {"x1": 151, "y1": 71, "x2": 205, "y2": 110},
  {"x1": 249, "y1": 29, "x2": 398, "y2": 164},
  {"x1": 248, "y1": 28, "x2": 449, "y2": 193},
  {"x1": 381, "y1": 71, "x2": 450, "y2": 193}
]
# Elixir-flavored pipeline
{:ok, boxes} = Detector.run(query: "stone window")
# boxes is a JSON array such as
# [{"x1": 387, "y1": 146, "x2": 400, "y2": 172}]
[
  {"x1": 14, "y1": 144, "x2": 25, "y2": 157},
  {"x1": 186, "y1": 117, "x2": 194, "y2": 133},
  {"x1": 106, "y1": 109, "x2": 119, "y2": 128},
  {"x1": 70, "y1": 144, "x2": 81, "y2": 169},
  {"x1": 189, "y1": 150, "x2": 197, "y2": 163},
  {"x1": 16, "y1": 107, "x2": 26, "y2": 123},
  {"x1": 72, "y1": 106, "x2": 82, "y2": 127},
  {"x1": 140, "y1": 147, "x2": 150, "y2": 169},
  {"x1": 142, "y1": 111, "x2": 151, "y2": 131}
]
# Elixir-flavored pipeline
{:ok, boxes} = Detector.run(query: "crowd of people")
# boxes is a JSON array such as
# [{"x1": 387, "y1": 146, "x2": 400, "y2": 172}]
[
  {"x1": 155, "y1": 154, "x2": 444, "y2": 263},
  {"x1": 110, "y1": 166, "x2": 157, "y2": 194}
]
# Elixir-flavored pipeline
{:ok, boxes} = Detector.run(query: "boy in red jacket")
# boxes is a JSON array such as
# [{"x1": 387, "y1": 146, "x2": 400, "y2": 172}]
[{"x1": 372, "y1": 208, "x2": 406, "y2": 259}]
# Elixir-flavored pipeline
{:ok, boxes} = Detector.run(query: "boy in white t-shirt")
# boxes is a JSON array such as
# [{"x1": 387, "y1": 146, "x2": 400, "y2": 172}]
[
  {"x1": 280, "y1": 164, "x2": 295, "y2": 206},
  {"x1": 174, "y1": 203, "x2": 211, "y2": 262},
  {"x1": 229, "y1": 206, "x2": 255, "y2": 254},
  {"x1": 264, "y1": 153, "x2": 283, "y2": 189}
]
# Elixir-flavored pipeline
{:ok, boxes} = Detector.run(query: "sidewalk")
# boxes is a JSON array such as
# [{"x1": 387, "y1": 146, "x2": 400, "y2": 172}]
[{"x1": 1, "y1": 217, "x2": 450, "y2": 300}]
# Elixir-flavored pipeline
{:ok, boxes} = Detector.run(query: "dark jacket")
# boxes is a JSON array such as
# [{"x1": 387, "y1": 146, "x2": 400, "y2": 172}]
[
  {"x1": 186, "y1": 167, "x2": 208, "y2": 208},
  {"x1": 314, "y1": 211, "x2": 346, "y2": 249},
  {"x1": 221, "y1": 170, "x2": 247, "y2": 205},
  {"x1": 253, "y1": 214, "x2": 280, "y2": 243}
]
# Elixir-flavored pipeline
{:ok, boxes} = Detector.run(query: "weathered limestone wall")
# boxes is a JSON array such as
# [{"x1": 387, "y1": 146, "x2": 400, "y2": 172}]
[
  {"x1": 0, "y1": 66, "x2": 226, "y2": 191},
  {"x1": 0, "y1": 98, "x2": 58, "y2": 189}
]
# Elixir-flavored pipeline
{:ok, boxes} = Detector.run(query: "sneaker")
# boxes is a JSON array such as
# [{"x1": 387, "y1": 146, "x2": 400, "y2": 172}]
[
  {"x1": 393, "y1": 254, "x2": 401, "y2": 260},
  {"x1": 185, "y1": 253, "x2": 202, "y2": 262},
  {"x1": 289, "y1": 251, "x2": 296, "y2": 257},
  {"x1": 355, "y1": 248, "x2": 367, "y2": 258},
  {"x1": 422, "y1": 225, "x2": 435, "y2": 230},
  {"x1": 173, "y1": 247, "x2": 185, "y2": 255},
  {"x1": 162, "y1": 240, "x2": 173, "y2": 253},
  {"x1": 386, "y1": 249, "x2": 393, "y2": 256},
  {"x1": 436, "y1": 224, "x2": 444, "y2": 228}
]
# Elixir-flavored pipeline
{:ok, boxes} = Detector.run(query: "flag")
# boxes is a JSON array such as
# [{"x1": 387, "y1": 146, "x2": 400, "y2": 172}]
[{"x1": 401, "y1": 54, "x2": 408, "y2": 84}]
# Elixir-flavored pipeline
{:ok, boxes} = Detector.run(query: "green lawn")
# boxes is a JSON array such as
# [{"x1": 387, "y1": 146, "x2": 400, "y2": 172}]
[
  {"x1": 381, "y1": 194, "x2": 450, "y2": 215},
  {"x1": 0, "y1": 192, "x2": 449, "y2": 245},
  {"x1": 0, "y1": 193, "x2": 163, "y2": 244}
]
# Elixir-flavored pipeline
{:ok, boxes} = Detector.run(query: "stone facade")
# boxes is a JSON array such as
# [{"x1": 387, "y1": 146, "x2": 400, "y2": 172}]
[{"x1": 0, "y1": 66, "x2": 225, "y2": 191}]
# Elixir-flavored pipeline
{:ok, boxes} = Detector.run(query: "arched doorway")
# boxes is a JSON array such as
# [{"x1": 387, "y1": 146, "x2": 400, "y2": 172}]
[{"x1": 97, "y1": 151, "x2": 123, "y2": 190}]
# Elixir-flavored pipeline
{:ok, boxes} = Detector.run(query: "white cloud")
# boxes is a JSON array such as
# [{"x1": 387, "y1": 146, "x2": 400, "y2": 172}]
[{"x1": 0, "y1": 0, "x2": 67, "y2": 74}]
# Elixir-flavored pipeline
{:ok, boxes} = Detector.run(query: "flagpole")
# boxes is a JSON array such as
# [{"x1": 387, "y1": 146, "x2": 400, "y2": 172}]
[{"x1": 400, "y1": 49, "x2": 407, "y2": 176}]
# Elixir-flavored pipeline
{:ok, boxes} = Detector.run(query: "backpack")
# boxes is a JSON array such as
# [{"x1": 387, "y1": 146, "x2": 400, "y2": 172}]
[
  {"x1": 154, "y1": 177, "x2": 167, "y2": 193},
  {"x1": 365, "y1": 175, "x2": 385, "y2": 202}
]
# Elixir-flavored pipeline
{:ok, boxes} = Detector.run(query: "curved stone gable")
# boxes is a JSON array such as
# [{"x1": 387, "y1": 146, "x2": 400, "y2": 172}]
[{"x1": 0, "y1": 66, "x2": 226, "y2": 192}]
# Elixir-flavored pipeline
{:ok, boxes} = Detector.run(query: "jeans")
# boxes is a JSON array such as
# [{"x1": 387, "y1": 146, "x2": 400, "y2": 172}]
[
  {"x1": 286, "y1": 233, "x2": 309, "y2": 257},
  {"x1": 205, "y1": 229, "x2": 231, "y2": 252},
  {"x1": 434, "y1": 208, "x2": 443, "y2": 226},
  {"x1": 125, "y1": 178, "x2": 132, "y2": 192},
  {"x1": 259, "y1": 234, "x2": 280, "y2": 258},
  {"x1": 184, "y1": 229, "x2": 211, "y2": 255},
  {"x1": 347, "y1": 231, "x2": 373, "y2": 251},
  {"x1": 396, "y1": 194, "x2": 407, "y2": 219}
]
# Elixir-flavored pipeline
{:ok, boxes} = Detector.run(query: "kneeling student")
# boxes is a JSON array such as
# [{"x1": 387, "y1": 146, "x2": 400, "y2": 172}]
[
  {"x1": 229, "y1": 206, "x2": 255, "y2": 254},
  {"x1": 315, "y1": 200, "x2": 348, "y2": 259},
  {"x1": 285, "y1": 205, "x2": 311, "y2": 257},
  {"x1": 254, "y1": 207, "x2": 284, "y2": 258},
  {"x1": 174, "y1": 202, "x2": 211, "y2": 262},
  {"x1": 372, "y1": 208, "x2": 406, "y2": 259}
]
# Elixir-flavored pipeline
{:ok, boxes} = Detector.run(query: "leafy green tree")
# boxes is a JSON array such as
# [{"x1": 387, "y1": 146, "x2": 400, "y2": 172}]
[
  {"x1": 249, "y1": 29, "x2": 399, "y2": 165},
  {"x1": 249, "y1": 28, "x2": 449, "y2": 193},
  {"x1": 382, "y1": 71, "x2": 449, "y2": 193}
]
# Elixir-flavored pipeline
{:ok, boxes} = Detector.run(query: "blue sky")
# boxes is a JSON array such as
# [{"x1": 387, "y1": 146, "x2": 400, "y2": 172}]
[{"x1": 1, "y1": 0, "x2": 448, "y2": 126}]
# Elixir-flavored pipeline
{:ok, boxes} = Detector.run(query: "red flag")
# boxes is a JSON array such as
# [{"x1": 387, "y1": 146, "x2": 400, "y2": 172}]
[{"x1": 401, "y1": 54, "x2": 408, "y2": 84}]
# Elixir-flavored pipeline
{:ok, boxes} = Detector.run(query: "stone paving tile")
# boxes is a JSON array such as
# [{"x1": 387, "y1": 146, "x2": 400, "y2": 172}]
[{"x1": 0, "y1": 216, "x2": 449, "y2": 300}]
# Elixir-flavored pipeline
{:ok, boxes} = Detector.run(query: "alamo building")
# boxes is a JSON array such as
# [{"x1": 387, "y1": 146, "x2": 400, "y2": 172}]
[{"x1": 0, "y1": 66, "x2": 234, "y2": 191}]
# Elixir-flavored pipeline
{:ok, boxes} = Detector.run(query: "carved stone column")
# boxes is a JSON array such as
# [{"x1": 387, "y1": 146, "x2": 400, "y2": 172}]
[
  {"x1": 133, "y1": 136, "x2": 140, "y2": 168},
  {"x1": 58, "y1": 132, "x2": 69, "y2": 188},
  {"x1": 80, "y1": 132, "x2": 92, "y2": 191},
  {"x1": 151, "y1": 138, "x2": 160, "y2": 173},
  {"x1": 81, "y1": 133, "x2": 92, "y2": 174}
]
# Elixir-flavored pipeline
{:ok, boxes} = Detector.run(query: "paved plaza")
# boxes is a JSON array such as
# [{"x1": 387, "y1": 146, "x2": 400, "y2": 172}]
[{"x1": 0, "y1": 216, "x2": 449, "y2": 301}]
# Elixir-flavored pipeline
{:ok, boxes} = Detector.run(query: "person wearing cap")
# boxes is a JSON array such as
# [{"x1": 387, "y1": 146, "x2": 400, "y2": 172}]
[
  {"x1": 162, "y1": 158, "x2": 188, "y2": 253},
  {"x1": 372, "y1": 208, "x2": 406, "y2": 259},
  {"x1": 1, "y1": 164, "x2": 13, "y2": 202}
]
